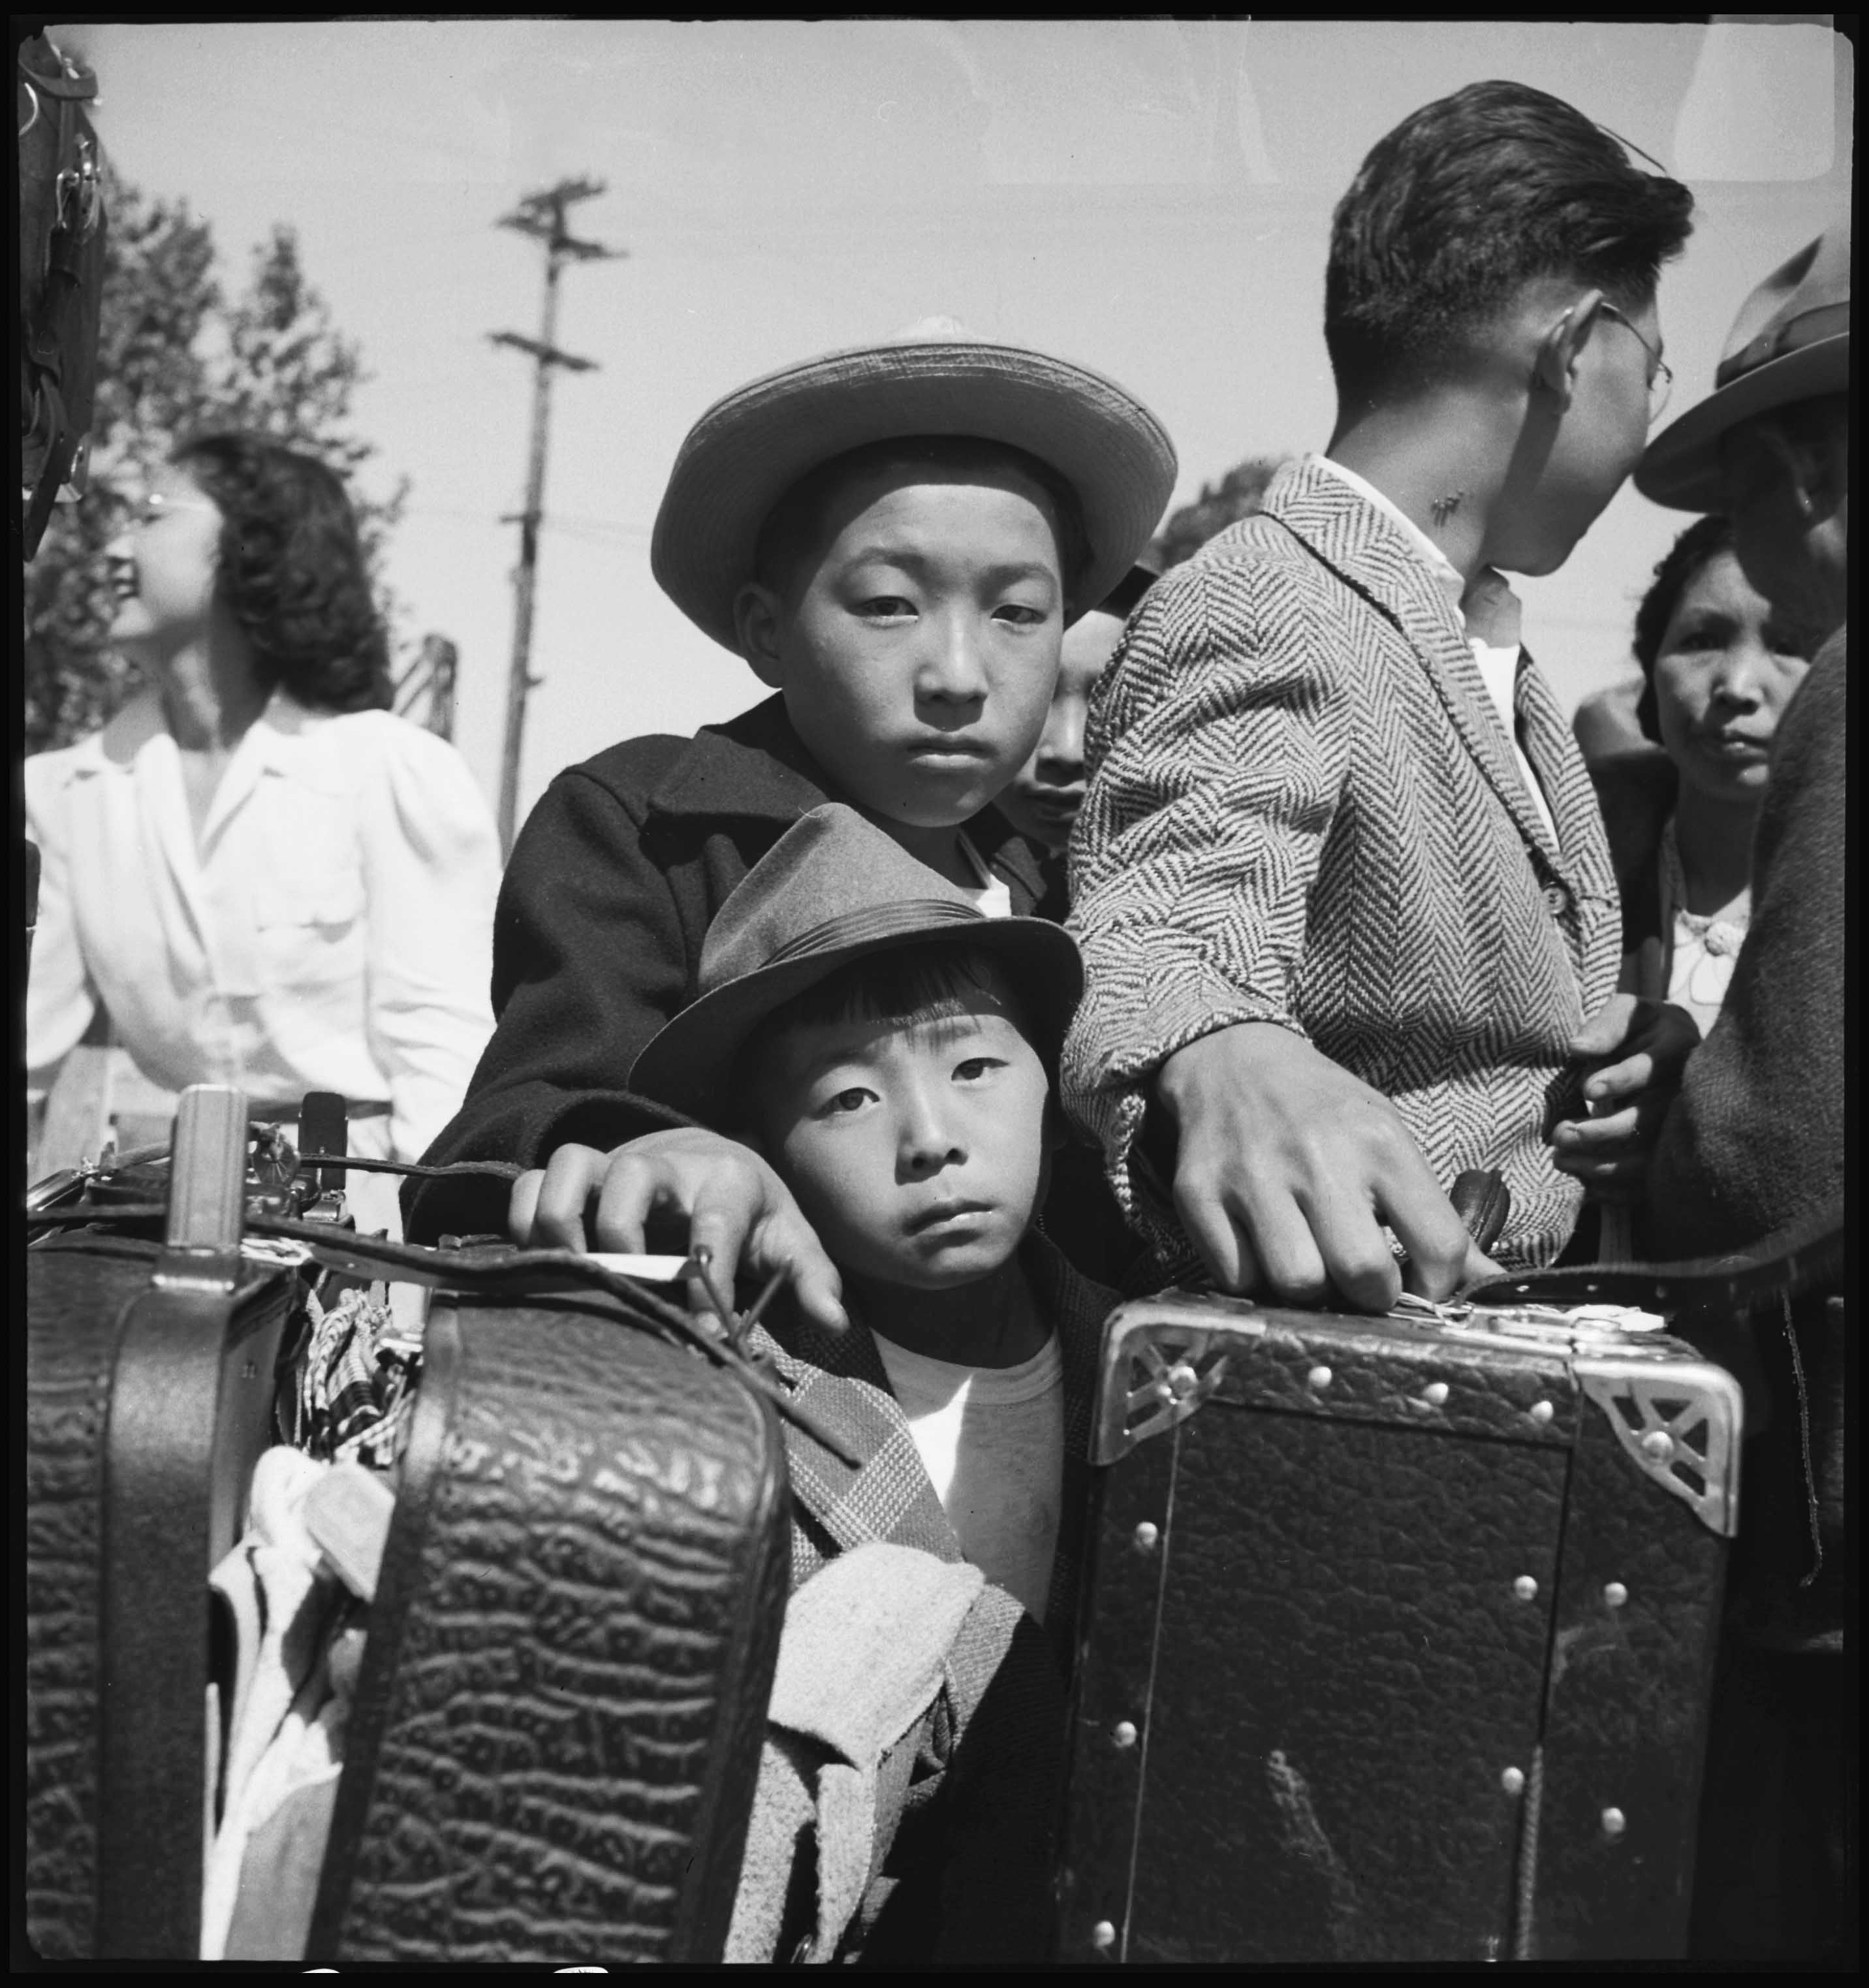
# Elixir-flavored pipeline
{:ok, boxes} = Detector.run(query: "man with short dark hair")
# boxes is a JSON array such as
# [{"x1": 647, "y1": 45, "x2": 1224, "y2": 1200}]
[
  {"x1": 1066, "y1": 81, "x2": 1697, "y2": 1303},
  {"x1": 1632, "y1": 219, "x2": 1847, "y2": 1964}
]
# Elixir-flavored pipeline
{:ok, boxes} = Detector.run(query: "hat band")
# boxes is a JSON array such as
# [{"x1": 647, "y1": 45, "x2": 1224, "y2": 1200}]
[
  {"x1": 758, "y1": 897, "x2": 985, "y2": 972},
  {"x1": 1718, "y1": 300, "x2": 1850, "y2": 387}
]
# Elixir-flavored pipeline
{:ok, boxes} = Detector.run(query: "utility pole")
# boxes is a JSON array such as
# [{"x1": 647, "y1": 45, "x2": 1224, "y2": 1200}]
[{"x1": 488, "y1": 176, "x2": 623, "y2": 856}]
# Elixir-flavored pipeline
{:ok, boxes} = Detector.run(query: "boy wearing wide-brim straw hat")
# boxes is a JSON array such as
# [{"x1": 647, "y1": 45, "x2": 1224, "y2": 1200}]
[{"x1": 407, "y1": 321, "x2": 1174, "y2": 1312}]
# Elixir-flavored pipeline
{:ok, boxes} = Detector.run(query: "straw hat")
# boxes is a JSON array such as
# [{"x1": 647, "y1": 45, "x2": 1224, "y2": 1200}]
[
  {"x1": 1637, "y1": 220, "x2": 1849, "y2": 511},
  {"x1": 629, "y1": 804, "x2": 1083, "y2": 1125},
  {"x1": 650, "y1": 318, "x2": 1178, "y2": 654}
]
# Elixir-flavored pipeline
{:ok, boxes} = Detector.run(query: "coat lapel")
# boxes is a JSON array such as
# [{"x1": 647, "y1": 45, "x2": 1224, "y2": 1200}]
[
  {"x1": 748, "y1": 1307, "x2": 964, "y2": 1567},
  {"x1": 1264, "y1": 460, "x2": 1582, "y2": 891},
  {"x1": 749, "y1": 1233, "x2": 1120, "y2": 1651},
  {"x1": 646, "y1": 696, "x2": 1053, "y2": 918},
  {"x1": 1514, "y1": 647, "x2": 1619, "y2": 908}
]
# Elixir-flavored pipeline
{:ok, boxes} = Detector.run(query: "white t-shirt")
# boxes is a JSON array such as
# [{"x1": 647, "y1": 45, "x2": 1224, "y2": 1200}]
[{"x1": 873, "y1": 1329, "x2": 1065, "y2": 1623}]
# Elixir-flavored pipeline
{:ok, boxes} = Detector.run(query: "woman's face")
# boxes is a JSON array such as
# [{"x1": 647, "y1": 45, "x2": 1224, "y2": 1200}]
[
  {"x1": 104, "y1": 463, "x2": 225, "y2": 653},
  {"x1": 1652, "y1": 549, "x2": 1812, "y2": 804}
]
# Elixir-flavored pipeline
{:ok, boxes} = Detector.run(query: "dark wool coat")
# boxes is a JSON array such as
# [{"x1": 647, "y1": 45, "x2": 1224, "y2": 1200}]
[
  {"x1": 405, "y1": 695, "x2": 1063, "y2": 1242},
  {"x1": 1590, "y1": 745, "x2": 1679, "y2": 996},
  {"x1": 1644, "y1": 632, "x2": 1846, "y2": 1646},
  {"x1": 1642, "y1": 630, "x2": 1845, "y2": 1261}
]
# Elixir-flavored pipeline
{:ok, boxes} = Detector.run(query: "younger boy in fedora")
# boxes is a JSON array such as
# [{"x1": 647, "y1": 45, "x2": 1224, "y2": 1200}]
[
  {"x1": 406, "y1": 322, "x2": 1175, "y2": 1310},
  {"x1": 584, "y1": 803, "x2": 1116, "y2": 1959}
]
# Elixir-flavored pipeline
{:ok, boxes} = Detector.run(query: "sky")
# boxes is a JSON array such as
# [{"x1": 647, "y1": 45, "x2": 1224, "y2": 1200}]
[{"x1": 55, "y1": 19, "x2": 1852, "y2": 828}]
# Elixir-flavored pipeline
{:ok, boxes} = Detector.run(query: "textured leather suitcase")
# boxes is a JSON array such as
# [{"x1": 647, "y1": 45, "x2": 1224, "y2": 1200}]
[
  {"x1": 25, "y1": 1089, "x2": 304, "y2": 1961},
  {"x1": 1058, "y1": 1285, "x2": 1744, "y2": 1964},
  {"x1": 25, "y1": 1090, "x2": 793, "y2": 1964},
  {"x1": 305, "y1": 1282, "x2": 791, "y2": 1964}
]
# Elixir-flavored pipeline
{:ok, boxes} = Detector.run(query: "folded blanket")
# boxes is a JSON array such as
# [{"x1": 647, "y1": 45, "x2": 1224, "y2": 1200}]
[{"x1": 727, "y1": 1544, "x2": 985, "y2": 1963}]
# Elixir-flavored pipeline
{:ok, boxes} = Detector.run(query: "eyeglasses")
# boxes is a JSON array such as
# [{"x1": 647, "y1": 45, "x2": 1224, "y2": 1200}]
[
  {"x1": 125, "y1": 490, "x2": 218, "y2": 529},
  {"x1": 1599, "y1": 304, "x2": 1674, "y2": 424}
]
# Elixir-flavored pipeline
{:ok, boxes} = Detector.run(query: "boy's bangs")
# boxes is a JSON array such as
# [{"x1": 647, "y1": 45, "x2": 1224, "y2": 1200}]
[
  {"x1": 754, "y1": 434, "x2": 1092, "y2": 607},
  {"x1": 730, "y1": 939, "x2": 1051, "y2": 1123},
  {"x1": 781, "y1": 942, "x2": 1026, "y2": 1037}
]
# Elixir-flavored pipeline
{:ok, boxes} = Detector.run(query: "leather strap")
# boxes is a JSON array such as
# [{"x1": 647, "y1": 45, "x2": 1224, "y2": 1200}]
[
  {"x1": 18, "y1": 41, "x2": 100, "y2": 102},
  {"x1": 1466, "y1": 1203, "x2": 1843, "y2": 1322},
  {"x1": 97, "y1": 1270, "x2": 291, "y2": 1956}
]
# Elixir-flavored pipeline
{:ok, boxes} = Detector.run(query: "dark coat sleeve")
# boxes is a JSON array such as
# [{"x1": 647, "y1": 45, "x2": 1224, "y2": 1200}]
[
  {"x1": 403, "y1": 749, "x2": 702, "y2": 1240},
  {"x1": 1589, "y1": 746, "x2": 1675, "y2": 990},
  {"x1": 1642, "y1": 634, "x2": 1846, "y2": 1259}
]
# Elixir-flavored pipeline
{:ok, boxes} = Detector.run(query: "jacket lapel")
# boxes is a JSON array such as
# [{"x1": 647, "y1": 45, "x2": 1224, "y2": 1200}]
[
  {"x1": 749, "y1": 1306, "x2": 963, "y2": 1566},
  {"x1": 1514, "y1": 648, "x2": 1619, "y2": 908},
  {"x1": 83, "y1": 691, "x2": 213, "y2": 961},
  {"x1": 1264, "y1": 460, "x2": 1582, "y2": 890},
  {"x1": 646, "y1": 696, "x2": 1051, "y2": 917},
  {"x1": 749, "y1": 1234, "x2": 1120, "y2": 1654}
]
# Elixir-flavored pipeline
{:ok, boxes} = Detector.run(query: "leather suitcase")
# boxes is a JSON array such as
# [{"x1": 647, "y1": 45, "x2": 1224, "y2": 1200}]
[
  {"x1": 25, "y1": 1088, "x2": 792, "y2": 1964},
  {"x1": 25, "y1": 1088, "x2": 300, "y2": 1961},
  {"x1": 306, "y1": 1284, "x2": 790, "y2": 1964},
  {"x1": 1058, "y1": 1287, "x2": 1742, "y2": 1964}
]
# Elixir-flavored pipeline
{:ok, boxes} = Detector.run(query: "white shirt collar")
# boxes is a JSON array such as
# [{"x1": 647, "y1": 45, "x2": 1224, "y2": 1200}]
[{"x1": 1309, "y1": 452, "x2": 1466, "y2": 612}]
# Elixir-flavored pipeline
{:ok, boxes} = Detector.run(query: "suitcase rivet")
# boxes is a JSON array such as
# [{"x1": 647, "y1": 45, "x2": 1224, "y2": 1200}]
[
  {"x1": 1513, "y1": 1575, "x2": 1539, "y2": 1602},
  {"x1": 1167, "y1": 1362, "x2": 1199, "y2": 1396},
  {"x1": 1601, "y1": 1807, "x2": 1627, "y2": 1839},
  {"x1": 1423, "y1": 1381, "x2": 1449, "y2": 1407},
  {"x1": 1501, "y1": 1765, "x2": 1526, "y2": 1795},
  {"x1": 1640, "y1": 1430, "x2": 1675, "y2": 1462},
  {"x1": 1133, "y1": 1521, "x2": 1160, "y2": 1552},
  {"x1": 1307, "y1": 1365, "x2": 1332, "y2": 1390},
  {"x1": 1530, "y1": 1400, "x2": 1555, "y2": 1425},
  {"x1": 1603, "y1": 1581, "x2": 1628, "y2": 1608},
  {"x1": 1112, "y1": 1720, "x2": 1139, "y2": 1750},
  {"x1": 1092, "y1": 1921, "x2": 1117, "y2": 1949}
]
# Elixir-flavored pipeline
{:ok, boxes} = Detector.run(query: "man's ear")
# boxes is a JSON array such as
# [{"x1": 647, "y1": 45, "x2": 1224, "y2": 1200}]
[
  {"x1": 734, "y1": 582, "x2": 788, "y2": 690},
  {"x1": 1530, "y1": 290, "x2": 1605, "y2": 410}
]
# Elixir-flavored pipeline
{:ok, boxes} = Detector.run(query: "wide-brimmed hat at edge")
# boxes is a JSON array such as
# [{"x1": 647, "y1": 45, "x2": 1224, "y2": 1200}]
[
  {"x1": 629, "y1": 804, "x2": 1083, "y2": 1125},
  {"x1": 1637, "y1": 219, "x2": 1849, "y2": 512},
  {"x1": 651, "y1": 317, "x2": 1178, "y2": 654}
]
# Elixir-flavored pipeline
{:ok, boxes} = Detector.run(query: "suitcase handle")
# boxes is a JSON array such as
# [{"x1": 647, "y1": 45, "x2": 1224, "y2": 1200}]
[
  {"x1": 31, "y1": 1195, "x2": 862, "y2": 1470},
  {"x1": 1450, "y1": 1168, "x2": 1511, "y2": 1257}
]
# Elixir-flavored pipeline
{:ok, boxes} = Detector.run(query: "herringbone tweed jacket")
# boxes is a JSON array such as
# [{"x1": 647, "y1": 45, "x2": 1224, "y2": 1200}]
[{"x1": 1062, "y1": 454, "x2": 1622, "y2": 1271}]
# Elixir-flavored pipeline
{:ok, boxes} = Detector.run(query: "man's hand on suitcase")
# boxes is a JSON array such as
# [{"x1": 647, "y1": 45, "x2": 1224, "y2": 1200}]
[
  {"x1": 509, "y1": 1129, "x2": 849, "y2": 1332},
  {"x1": 1155, "y1": 1023, "x2": 1499, "y2": 1312},
  {"x1": 1550, "y1": 994, "x2": 1700, "y2": 1197}
]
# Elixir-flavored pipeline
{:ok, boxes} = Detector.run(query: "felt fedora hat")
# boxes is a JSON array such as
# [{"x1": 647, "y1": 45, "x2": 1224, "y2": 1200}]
[
  {"x1": 650, "y1": 317, "x2": 1179, "y2": 654},
  {"x1": 1637, "y1": 219, "x2": 1850, "y2": 511},
  {"x1": 629, "y1": 804, "x2": 1083, "y2": 1126}
]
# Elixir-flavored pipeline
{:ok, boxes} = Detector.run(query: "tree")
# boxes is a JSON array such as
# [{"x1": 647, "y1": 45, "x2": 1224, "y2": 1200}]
[
  {"x1": 24, "y1": 167, "x2": 408, "y2": 754},
  {"x1": 1150, "y1": 454, "x2": 1291, "y2": 570}
]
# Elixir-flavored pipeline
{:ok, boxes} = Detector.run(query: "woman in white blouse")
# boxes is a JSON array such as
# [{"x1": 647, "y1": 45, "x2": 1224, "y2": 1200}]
[
  {"x1": 27, "y1": 431, "x2": 501, "y2": 1237},
  {"x1": 1594, "y1": 513, "x2": 1815, "y2": 1037}
]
